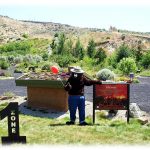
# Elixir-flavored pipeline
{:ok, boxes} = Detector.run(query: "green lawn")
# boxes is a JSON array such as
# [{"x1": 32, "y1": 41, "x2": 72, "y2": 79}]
[
  {"x1": 0, "y1": 103, "x2": 150, "y2": 145},
  {"x1": 140, "y1": 70, "x2": 150, "y2": 77}
]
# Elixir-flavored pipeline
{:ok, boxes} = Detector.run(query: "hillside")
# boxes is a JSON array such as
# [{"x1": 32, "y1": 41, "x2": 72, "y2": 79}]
[
  {"x1": 0, "y1": 15, "x2": 150, "y2": 52},
  {"x1": 0, "y1": 15, "x2": 96, "y2": 42}
]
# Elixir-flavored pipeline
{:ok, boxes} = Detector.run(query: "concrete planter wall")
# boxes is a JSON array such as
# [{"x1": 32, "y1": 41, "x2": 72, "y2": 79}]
[
  {"x1": 15, "y1": 75, "x2": 68, "y2": 111},
  {"x1": 15, "y1": 79, "x2": 65, "y2": 88}
]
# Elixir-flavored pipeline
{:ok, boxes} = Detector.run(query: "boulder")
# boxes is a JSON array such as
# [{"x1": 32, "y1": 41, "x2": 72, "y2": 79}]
[
  {"x1": 137, "y1": 117, "x2": 149, "y2": 125},
  {"x1": 0, "y1": 96, "x2": 9, "y2": 100},
  {"x1": 129, "y1": 103, "x2": 144, "y2": 118}
]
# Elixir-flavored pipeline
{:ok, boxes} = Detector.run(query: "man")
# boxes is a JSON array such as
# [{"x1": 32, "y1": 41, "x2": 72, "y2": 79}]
[{"x1": 64, "y1": 66, "x2": 101, "y2": 126}]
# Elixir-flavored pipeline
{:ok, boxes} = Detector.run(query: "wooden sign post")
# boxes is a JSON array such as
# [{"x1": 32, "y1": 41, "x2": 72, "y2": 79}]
[{"x1": 93, "y1": 83, "x2": 130, "y2": 124}]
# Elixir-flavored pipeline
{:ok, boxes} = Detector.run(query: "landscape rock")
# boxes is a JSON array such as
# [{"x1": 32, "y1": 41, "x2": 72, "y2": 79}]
[
  {"x1": 129, "y1": 103, "x2": 144, "y2": 118},
  {"x1": 137, "y1": 117, "x2": 149, "y2": 125},
  {"x1": 0, "y1": 96, "x2": 9, "y2": 100}
]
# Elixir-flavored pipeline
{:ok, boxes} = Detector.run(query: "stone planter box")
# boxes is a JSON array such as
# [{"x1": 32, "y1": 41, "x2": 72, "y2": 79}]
[{"x1": 15, "y1": 74, "x2": 68, "y2": 111}]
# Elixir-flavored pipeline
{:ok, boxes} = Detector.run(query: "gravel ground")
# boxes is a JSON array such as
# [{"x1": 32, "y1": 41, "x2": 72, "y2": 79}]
[
  {"x1": 0, "y1": 73, "x2": 150, "y2": 114},
  {"x1": 0, "y1": 96, "x2": 93, "y2": 120}
]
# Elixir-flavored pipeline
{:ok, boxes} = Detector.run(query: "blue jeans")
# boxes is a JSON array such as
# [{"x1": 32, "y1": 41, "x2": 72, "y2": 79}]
[{"x1": 68, "y1": 95, "x2": 85, "y2": 123}]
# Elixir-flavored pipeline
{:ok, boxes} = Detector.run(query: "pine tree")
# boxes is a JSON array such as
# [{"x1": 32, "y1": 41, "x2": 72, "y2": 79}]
[
  {"x1": 73, "y1": 38, "x2": 84, "y2": 59},
  {"x1": 65, "y1": 39, "x2": 73, "y2": 53},
  {"x1": 87, "y1": 39, "x2": 96, "y2": 58},
  {"x1": 94, "y1": 47, "x2": 107, "y2": 64},
  {"x1": 56, "y1": 33, "x2": 66, "y2": 54},
  {"x1": 116, "y1": 44, "x2": 133, "y2": 63}
]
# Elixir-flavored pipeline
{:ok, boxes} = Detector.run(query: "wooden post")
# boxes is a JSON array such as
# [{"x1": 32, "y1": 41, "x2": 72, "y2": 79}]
[{"x1": 127, "y1": 84, "x2": 130, "y2": 123}]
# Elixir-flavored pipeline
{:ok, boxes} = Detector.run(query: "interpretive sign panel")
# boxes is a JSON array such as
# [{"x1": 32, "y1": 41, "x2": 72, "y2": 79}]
[{"x1": 93, "y1": 83, "x2": 130, "y2": 123}]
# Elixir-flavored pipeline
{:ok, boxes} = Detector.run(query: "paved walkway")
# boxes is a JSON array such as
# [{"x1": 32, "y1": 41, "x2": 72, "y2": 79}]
[
  {"x1": 130, "y1": 77, "x2": 150, "y2": 114},
  {"x1": 0, "y1": 76, "x2": 27, "y2": 96}
]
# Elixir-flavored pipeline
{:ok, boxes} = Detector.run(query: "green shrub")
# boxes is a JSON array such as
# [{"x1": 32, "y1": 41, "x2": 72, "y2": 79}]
[
  {"x1": 107, "y1": 52, "x2": 117, "y2": 68},
  {"x1": 22, "y1": 33, "x2": 29, "y2": 38},
  {"x1": 23, "y1": 54, "x2": 33, "y2": 63},
  {"x1": 116, "y1": 44, "x2": 133, "y2": 63},
  {"x1": 14, "y1": 68, "x2": 22, "y2": 73},
  {"x1": 22, "y1": 54, "x2": 42, "y2": 64},
  {"x1": 40, "y1": 62, "x2": 54, "y2": 71},
  {"x1": 41, "y1": 64, "x2": 50, "y2": 71},
  {"x1": 96, "y1": 68, "x2": 115, "y2": 81},
  {"x1": 82, "y1": 56, "x2": 95, "y2": 68},
  {"x1": 0, "y1": 40, "x2": 33, "y2": 54},
  {"x1": 51, "y1": 54, "x2": 77, "y2": 68},
  {"x1": 42, "y1": 53, "x2": 49, "y2": 61},
  {"x1": 0, "y1": 56, "x2": 7, "y2": 61},
  {"x1": 73, "y1": 38, "x2": 84, "y2": 59},
  {"x1": 87, "y1": 39, "x2": 96, "y2": 58},
  {"x1": 40, "y1": 62, "x2": 58, "y2": 71},
  {"x1": 139, "y1": 69, "x2": 150, "y2": 77},
  {"x1": 33, "y1": 55, "x2": 42, "y2": 63},
  {"x1": 140, "y1": 51, "x2": 150, "y2": 69},
  {"x1": 117, "y1": 57, "x2": 137, "y2": 75},
  {"x1": 121, "y1": 34, "x2": 125, "y2": 40},
  {"x1": 94, "y1": 47, "x2": 107, "y2": 64},
  {"x1": 58, "y1": 33, "x2": 66, "y2": 54},
  {"x1": 14, "y1": 56, "x2": 23, "y2": 64},
  {"x1": 0, "y1": 60, "x2": 9, "y2": 69},
  {"x1": 133, "y1": 78, "x2": 140, "y2": 83},
  {"x1": 7, "y1": 55, "x2": 15, "y2": 63}
]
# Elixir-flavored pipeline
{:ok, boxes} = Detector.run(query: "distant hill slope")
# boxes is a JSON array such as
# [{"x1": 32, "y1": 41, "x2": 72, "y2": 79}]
[{"x1": 0, "y1": 15, "x2": 150, "y2": 52}]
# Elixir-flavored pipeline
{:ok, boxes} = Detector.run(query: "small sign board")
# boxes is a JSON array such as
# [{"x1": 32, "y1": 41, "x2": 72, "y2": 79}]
[
  {"x1": 0, "y1": 102, "x2": 26, "y2": 144},
  {"x1": 93, "y1": 83, "x2": 130, "y2": 123}
]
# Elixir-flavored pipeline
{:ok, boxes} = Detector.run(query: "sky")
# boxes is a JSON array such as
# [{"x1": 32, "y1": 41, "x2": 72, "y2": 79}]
[{"x1": 0, "y1": 0, "x2": 150, "y2": 32}]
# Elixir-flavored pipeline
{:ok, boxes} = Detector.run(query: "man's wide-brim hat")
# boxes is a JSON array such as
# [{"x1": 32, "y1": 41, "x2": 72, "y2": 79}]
[{"x1": 70, "y1": 66, "x2": 84, "y2": 74}]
